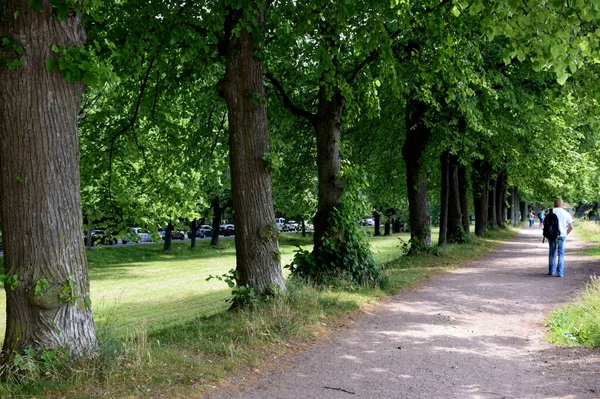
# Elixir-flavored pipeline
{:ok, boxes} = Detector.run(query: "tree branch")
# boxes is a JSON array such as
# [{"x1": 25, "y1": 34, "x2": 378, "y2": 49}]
[{"x1": 265, "y1": 72, "x2": 315, "y2": 123}]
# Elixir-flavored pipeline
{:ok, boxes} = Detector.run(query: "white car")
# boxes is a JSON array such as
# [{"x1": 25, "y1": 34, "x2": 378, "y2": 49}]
[
  {"x1": 283, "y1": 220, "x2": 298, "y2": 232},
  {"x1": 275, "y1": 218, "x2": 286, "y2": 230},
  {"x1": 122, "y1": 227, "x2": 153, "y2": 244}
]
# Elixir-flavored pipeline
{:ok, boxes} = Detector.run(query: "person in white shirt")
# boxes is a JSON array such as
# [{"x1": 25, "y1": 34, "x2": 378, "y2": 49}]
[{"x1": 548, "y1": 198, "x2": 573, "y2": 277}]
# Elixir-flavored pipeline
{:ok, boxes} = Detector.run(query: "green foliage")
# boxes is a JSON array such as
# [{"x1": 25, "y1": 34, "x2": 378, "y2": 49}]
[
  {"x1": 0, "y1": 37, "x2": 24, "y2": 70},
  {"x1": 33, "y1": 279, "x2": 48, "y2": 297},
  {"x1": 288, "y1": 165, "x2": 381, "y2": 285},
  {"x1": 45, "y1": 44, "x2": 113, "y2": 86},
  {"x1": 58, "y1": 280, "x2": 79, "y2": 306},
  {"x1": 4, "y1": 345, "x2": 72, "y2": 384},
  {"x1": 207, "y1": 269, "x2": 258, "y2": 307},
  {"x1": 1, "y1": 274, "x2": 19, "y2": 291}
]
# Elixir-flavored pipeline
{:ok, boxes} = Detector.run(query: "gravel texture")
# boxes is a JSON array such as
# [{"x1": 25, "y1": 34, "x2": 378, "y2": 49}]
[{"x1": 205, "y1": 228, "x2": 600, "y2": 399}]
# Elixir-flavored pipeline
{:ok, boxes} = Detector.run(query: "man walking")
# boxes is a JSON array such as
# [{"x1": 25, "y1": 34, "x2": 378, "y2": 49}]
[{"x1": 548, "y1": 198, "x2": 573, "y2": 277}]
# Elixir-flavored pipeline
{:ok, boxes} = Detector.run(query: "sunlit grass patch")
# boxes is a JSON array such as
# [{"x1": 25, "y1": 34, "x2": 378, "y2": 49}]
[{"x1": 547, "y1": 276, "x2": 600, "y2": 347}]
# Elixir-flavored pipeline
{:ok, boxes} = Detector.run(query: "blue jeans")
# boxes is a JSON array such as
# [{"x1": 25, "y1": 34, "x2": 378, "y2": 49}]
[{"x1": 549, "y1": 236, "x2": 566, "y2": 276}]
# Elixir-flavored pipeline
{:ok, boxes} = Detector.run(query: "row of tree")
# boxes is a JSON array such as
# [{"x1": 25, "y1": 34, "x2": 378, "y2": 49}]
[{"x1": 1, "y1": 0, "x2": 599, "y2": 374}]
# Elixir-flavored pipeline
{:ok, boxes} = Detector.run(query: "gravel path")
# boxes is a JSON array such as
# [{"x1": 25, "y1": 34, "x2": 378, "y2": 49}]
[{"x1": 205, "y1": 228, "x2": 600, "y2": 399}]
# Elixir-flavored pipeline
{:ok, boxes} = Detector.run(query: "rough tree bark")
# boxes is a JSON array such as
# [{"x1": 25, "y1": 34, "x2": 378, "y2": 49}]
[
  {"x1": 471, "y1": 160, "x2": 489, "y2": 237},
  {"x1": 0, "y1": 0, "x2": 96, "y2": 367},
  {"x1": 402, "y1": 99, "x2": 432, "y2": 251},
  {"x1": 216, "y1": 2, "x2": 285, "y2": 295}
]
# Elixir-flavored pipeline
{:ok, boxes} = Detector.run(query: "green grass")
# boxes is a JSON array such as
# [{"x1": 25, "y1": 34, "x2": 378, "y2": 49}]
[
  {"x1": 546, "y1": 220, "x2": 600, "y2": 347},
  {"x1": 0, "y1": 227, "x2": 515, "y2": 398},
  {"x1": 0, "y1": 233, "x2": 410, "y2": 342}
]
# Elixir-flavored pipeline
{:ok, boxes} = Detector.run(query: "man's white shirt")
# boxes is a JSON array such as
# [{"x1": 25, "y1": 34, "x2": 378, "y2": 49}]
[{"x1": 552, "y1": 207, "x2": 573, "y2": 237}]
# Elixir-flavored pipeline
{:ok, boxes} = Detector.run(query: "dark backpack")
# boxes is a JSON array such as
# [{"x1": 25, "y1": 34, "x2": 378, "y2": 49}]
[{"x1": 542, "y1": 210, "x2": 560, "y2": 243}]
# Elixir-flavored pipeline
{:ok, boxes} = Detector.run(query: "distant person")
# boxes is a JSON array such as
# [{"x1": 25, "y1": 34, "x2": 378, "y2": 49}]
[
  {"x1": 538, "y1": 209, "x2": 545, "y2": 227},
  {"x1": 529, "y1": 211, "x2": 535, "y2": 227},
  {"x1": 547, "y1": 198, "x2": 573, "y2": 277}
]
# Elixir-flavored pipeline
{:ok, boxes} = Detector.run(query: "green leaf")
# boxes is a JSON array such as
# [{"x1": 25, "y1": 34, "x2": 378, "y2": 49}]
[
  {"x1": 83, "y1": 72, "x2": 98, "y2": 86},
  {"x1": 45, "y1": 58, "x2": 58, "y2": 71}
]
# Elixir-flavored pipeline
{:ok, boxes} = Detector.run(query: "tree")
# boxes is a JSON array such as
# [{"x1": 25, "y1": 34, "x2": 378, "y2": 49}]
[
  {"x1": 216, "y1": 1, "x2": 285, "y2": 296},
  {"x1": 0, "y1": 0, "x2": 96, "y2": 369}
]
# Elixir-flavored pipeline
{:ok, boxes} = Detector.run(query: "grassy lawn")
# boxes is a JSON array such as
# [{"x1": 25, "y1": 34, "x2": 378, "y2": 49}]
[{"x1": 0, "y1": 232, "x2": 415, "y2": 342}]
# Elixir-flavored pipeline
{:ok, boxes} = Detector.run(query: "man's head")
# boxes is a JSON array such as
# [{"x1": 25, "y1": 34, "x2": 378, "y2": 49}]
[{"x1": 554, "y1": 198, "x2": 563, "y2": 208}]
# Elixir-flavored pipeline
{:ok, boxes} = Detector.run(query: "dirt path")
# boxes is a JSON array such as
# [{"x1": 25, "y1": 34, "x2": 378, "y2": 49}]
[{"x1": 205, "y1": 228, "x2": 600, "y2": 399}]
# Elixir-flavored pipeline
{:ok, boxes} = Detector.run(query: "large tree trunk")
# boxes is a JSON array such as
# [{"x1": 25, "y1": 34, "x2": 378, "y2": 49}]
[
  {"x1": 438, "y1": 151, "x2": 449, "y2": 247},
  {"x1": 0, "y1": 1, "x2": 96, "y2": 366},
  {"x1": 447, "y1": 154, "x2": 463, "y2": 243},
  {"x1": 458, "y1": 163, "x2": 470, "y2": 235},
  {"x1": 402, "y1": 100, "x2": 432, "y2": 251},
  {"x1": 210, "y1": 196, "x2": 222, "y2": 247},
  {"x1": 311, "y1": 88, "x2": 345, "y2": 255},
  {"x1": 472, "y1": 159, "x2": 489, "y2": 237},
  {"x1": 216, "y1": 3, "x2": 285, "y2": 295}
]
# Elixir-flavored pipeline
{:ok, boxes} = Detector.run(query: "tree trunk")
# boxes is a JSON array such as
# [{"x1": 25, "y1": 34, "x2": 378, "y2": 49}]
[
  {"x1": 496, "y1": 172, "x2": 507, "y2": 228},
  {"x1": 472, "y1": 159, "x2": 489, "y2": 237},
  {"x1": 311, "y1": 88, "x2": 345, "y2": 256},
  {"x1": 392, "y1": 218, "x2": 400, "y2": 234},
  {"x1": 189, "y1": 219, "x2": 198, "y2": 249},
  {"x1": 384, "y1": 221, "x2": 390, "y2": 236},
  {"x1": 447, "y1": 154, "x2": 463, "y2": 243},
  {"x1": 520, "y1": 201, "x2": 528, "y2": 222},
  {"x1": 373, "y1": 211, "x2": 381, "y2": 236},
  {"x1": 402, "y1": 100, "x2": 432, "y2": 251},
  {"x1": 216, "y1": 3, "x2": 285, "y2": 295},
  {"x1": 210, "y1": 196, "x2": 222, "y2": 247},
  {"x1": 458, "y1": 163, "x2": 470, "y2": 235},
  {"x1": 0, "y1": 0, "x2": 96, "y2": 366},
  {"x1": 488, "y1": 178, "x2": 497, "y2": 230},
  {"x1": 510, "y1": 187, "x2": 519, "y2": 226},
  {"x1": 438, "y1": 151, "x2": 449, "y2": 247},
  {"x1": 163, "y1": 222, "x2": 173, "y2": 251}
]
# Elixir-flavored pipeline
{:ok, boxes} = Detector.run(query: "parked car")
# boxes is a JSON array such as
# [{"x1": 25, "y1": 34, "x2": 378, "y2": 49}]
[
  {"x1": 122, "y1": 227, "x2": 153, "y2": 244},
  {"x1": 158, "y1": 227, "x2": 186, "y2": 240},
  {"x1": 84, "y1": 230, "x2": 117, "y2": 246},
  {"x1": 359, "y1": 218, "x2": 375, "y2": 227},
  {"x1": 282, "y1": 220, "x2": 298, "y2": 232},
  {"x1": 275, "y1": 218, "x2": 286, "y2": 231},
  {"x1": 187, "y1": 225, "x2": 213, "y2": 239},
  {"x1": 219, "y1": 224, "x2": 235, "y2": 236}
]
